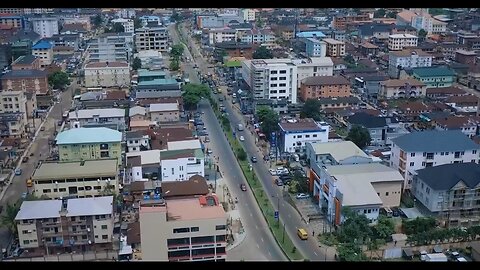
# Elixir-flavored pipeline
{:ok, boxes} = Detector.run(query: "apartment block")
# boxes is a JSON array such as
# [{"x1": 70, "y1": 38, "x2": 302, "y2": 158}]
[
  {"x1": 323, "y1": 38, "x2": 346, "y2": 57},
  {"x1": 378, "y1": 78, "x2": 427, "y2": 99},
  {"x1": 300, "y1": 76, "x2": 351, "y2": 101},
  {"x1": 160, "y1": 149, "x2": 205, "y2": 182},
  {"x1": 390, "y1": 130, "x2": 480, "y2": 190},
  {"x1": 208, "y1": 29, "x2": 237, "y2": 45},
  {"x1": 84, "y1": 61, "x2": 130, "y2": 88},
  {"x1": 0, "y1": 14, "x2": 24, "y2": 29},
  {"x1": 135, "y1": 26, "x2": 168, "y2": 52},
  {"x1": 293, "y1": 57, "x2": 334, "y2": 85},
  {"x1": 31, "y1": 40, "x2": 53, "y2": 68},
  {"x1": 0, "y1": 69, "x2": 49, "y2": 95},
  {"x1": 111, "y1": 18, "x2": 134, "y2": 33},
  {"x1": 388, "y1": 34, "x2": 418, "y2": 51},
  {"x1": 388, "y1": 49, "x2": 432, "y2": 78},
  {"x1": 0, "y1": 112, "x2": 25, "y2": 138},
  {"x1": 87, "y1": 33, "x2": 134, "y2": 62},
  {"x1": 15, "y1": 196, "x2": 114, "y2": 253},
  {"x1": 139, "y1": 195, "x2": 227, "y2": 261},
  {"x1": 30, "y1": 17, "x2": 59, "y2": 38},
  {"x1": 305, "y1": 38, "x2": 326, "y2": 57},
  {"x1": 32, "y1": 159, "x2": 119, "y2": 199},
  {"x1": 411, "y1": 66, "x2": 456, "y2": 88},
  {"x1": 68, "y1": 108, "x2": 126, "y2": 131},
  {"x1": 0, "y1": 90, "x2": 28, "y2": 124},
  {"x1": 278, "y1": 118, "x2": 329, "y2": 153}
]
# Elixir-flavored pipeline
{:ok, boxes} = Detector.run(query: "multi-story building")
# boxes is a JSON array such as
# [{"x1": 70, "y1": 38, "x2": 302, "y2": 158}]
[
  {"x1": 414, "y1": 163, "x2": 480, "y2": 228},
  {"x1": 149, "y1": 103, "x2": 180, "y2": 123},
  {"x1": 135, "y1": 26, "x2": 168, "y2": 52},
  {"x1": 116, "y1": 8, "x2": 136, "y2": 19},
  {"x1": 135, "y1": 79, "x2": 182, "y2": 99},
  {"x1": 55, "y1": 127, "x2": 123, "y2": 163},
  {"x1": 126, "y1": 130, "x2": 150, "y2": 153},
  {"x1": 390, "y1": 130, "x2": 480, "y2": 190},
  {"x1": 293, "y1": 57, "x2": 334, "y2": 87},
  {"x1": 11, "y1": 55, "x2": 41, "y2": 70},
  {"x1": 0, "y1": 69, "x2": 49, "y2": 95},
  {"x1": 388, "y1": 49, "x2": 433, "y2": 78},
  {"x1": 208, "y1": 29, "x2": 237, "y2": 45},
  {"x1": 411, "y1": 13, "x2": 447, "y2": 34},
  {"x1": 30, "y1": 17, "x2": 59, "y2": 38},
  {"x1": 306, "y1": 141, "x2": 375, "y2": 168},
  {"x1": 411, "y1": 66, "x2": 456, "y2": 88},
  {"x1": 15, "y1": 196, "x2": 114, "y2": 253},
  {"x1": 277, "y1": 118, "x2": 329, "y2": 153},
  {"x1": 160, "y1": 149, "x2": 205, "y2": 182},
  {"x1": 388, "y1": 34, "x2": 418, "y2": 51},
  {"x1": 31, "y1": 40, "x2": 53, "y2": 68},
  {"x1": 241, "y1": 59, "x2": 298, "y2": 103},
  {"x1": 0, "y1": 14, "x2": 24, "y2": 29},
  {"x1": 0, "y1": 89, "x2": 28, "y2": 124},
  {"x1": 305, "y1": 38, "x2": 326, "y2": 58},
  {"x1": 139, "y1": 16, "x2": 161, "y2": 27},
  {"x1": 455, "y1": 49, "x2": 477, "y2": 66},
  {"x1": 87, "y1": 33, "x2": 135, "y2": 63},
  {"x1": 31, "y1": 159, "x2": 119, "y2": 199},
  {"x1": 84, "y1": 61, "x2": 130, "y2": 88},
  {"x1": 378, "y1": 78, "x2": 427, "y2": 99},
  {"x1": 68, "y1": 108, "x2": 126, "y2": 131},
  {"x1": 61, "y1": 16, "x2": 92, "y2": 31},
  {"x1": 111, "y1": 18, "x2": 134, "y2": 33},
  {"x1": 323, "y1": 38, "x2": 345, "y2": 57},
  {"x1": 333, "y1": 14, "x2": 371, "y2": 30},
  {"x1": 241, "y1": 8, "x2": 256, "y2": 22},
  {"x1": 139, "y1": 195, "x2": 227, "y2": 261},
  {"x1": 299, "y1": 76, "x2": 351, "y2": 101},
  {"x1": 0, "y1": 112, "x2": 24, "y2": 138},
  {"x1": 433, "y1": 116, "x2": 480, "y2": 138}
]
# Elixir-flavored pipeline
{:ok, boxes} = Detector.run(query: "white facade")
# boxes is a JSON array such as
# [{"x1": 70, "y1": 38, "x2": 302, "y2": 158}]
[
  {"x1": 127, "y1": 135, "x2": 150, "y2": 152},
  {"x1": 87, "y1": 33, "x2": 135, "y2": 62},
  {"x1": 241, "y1": 9, "x2": 256, "y2": 22},
  {"x1": 84, "y1": 62, "x2": 131, "y2": 88},
  {"x1": 388, "y1": 34, "x2": 418, "y2": 51},
  {"x1": 68, "y1": 108, "x2": 126, "y2": 130},
  {"x1": 116, "y1": 8, "x2": 136, "y2": 19},
  {"x1": 241, "y1": 59, "x2": 298, "y2": 103},
  {"x1": 161, "y1": 156, "x2": 204, "y2": 182},
  {"x1": 31, "y1": 17, "x2": 59, "y2": 38},
  {"x1": 390, "y1": 145, "x2": 480, "y2": 190},
  {"x1": 111, "y1": 18, "x2": 134, "y2": 33},
  {"x1": 208, "y1": 29, "x2": 237, "y2": 45},
  {"x1": 32, "y1": 47, "x2": 53, "y2": 67},
  {"x1": 411, "y1": 14, "x2": 447, "y2": 34},
  {"x1": 135, "y1": 26, "x2": 168, "y2": 52},
  {"x1": 279, "y1": 120, "x2": 330, "y2": 153},
  {"x1": 388, "y1": 50, "x2": 432, "y2": 78},
  {"x1": 294, "y1": 57, "x2": 334, "y2": 87}
]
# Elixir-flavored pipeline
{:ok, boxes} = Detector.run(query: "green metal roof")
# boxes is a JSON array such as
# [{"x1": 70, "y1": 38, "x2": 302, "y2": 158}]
[
  {"x1": 412, "y1": 67, "x2": 456, "y2": 77},
  {"x1": 137, "y1": 69, "x2": 167, "y2": 77},
  {"x1": 225, "y1": 60, "x2": 242, "y2": 68},
  {"x1": 137, "y1": 78, "x2": 179, "y2": 86}
]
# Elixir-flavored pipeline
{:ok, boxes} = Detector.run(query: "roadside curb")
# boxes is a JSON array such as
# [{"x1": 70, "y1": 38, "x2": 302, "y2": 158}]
[{"x1": 226, "y1": 232, "x2": 247, "y2": 252}]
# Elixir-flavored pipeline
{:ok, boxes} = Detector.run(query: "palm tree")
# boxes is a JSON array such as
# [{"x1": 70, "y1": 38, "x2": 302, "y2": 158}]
[{"x1": 1, "y1": 203, "x2": 20, "y2": 235}]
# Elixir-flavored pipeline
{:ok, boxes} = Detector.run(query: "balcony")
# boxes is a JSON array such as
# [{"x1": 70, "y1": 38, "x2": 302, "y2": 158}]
[{"x1": 42, "y1": 231, "x2": 62, "y2": 237}]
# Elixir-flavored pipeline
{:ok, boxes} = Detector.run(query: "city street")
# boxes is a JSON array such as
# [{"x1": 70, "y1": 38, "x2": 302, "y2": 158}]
[
  {"x1": 0, "y1": 82, "x2": 76, "y2": 252},
  {"x1": 170, "y1": 24, "x2": 287, "y2": 261},
  {"x1": 177, "y1": 22, "x2": 333, "y2": 261}
]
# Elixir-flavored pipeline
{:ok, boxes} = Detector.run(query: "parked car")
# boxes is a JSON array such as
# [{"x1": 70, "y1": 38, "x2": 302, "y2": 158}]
[
  {"x1": 207, "y1": 149, "x2": 213, "y2": 155},
  {"x1": 296, "y1": 193, "x2": 310, "y2": 199},
  {"x1": 21, "y1": 192, "x2": 27, "y2": 199},
  {"x1": 14, "y1": 169, "x2": 22, "y2": 175},
  {"x1": 275, "y1": 178, "x2": 283, "y2": 186},
  {"x1": 204, "y1": 137, "x2": 210, "y2": 143},
  {"x1": 240, "y1": 184, "x2": 247, "y2": 191},
  {"x1": 269, "y1": 169, "x2": 277, "y2": 176},
  {"x1": 251, "y1": 156, "x2": 257, "y2": 163},
  {"x1": 239, "y1": 135, "x2": 245, "y2": 141}
]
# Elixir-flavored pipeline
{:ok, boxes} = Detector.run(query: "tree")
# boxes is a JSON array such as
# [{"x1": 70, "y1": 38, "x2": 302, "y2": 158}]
[
  {"x1": 373, "y1": 8, "x2": 386, "y2": 18},
  {"x1": 256, "y1": 106, "x2": 279, "y2": 139},
  {"x1": 343, "y1": 54, "x2": 355, "y2": 64},
  {"x1": 403, "y1": 217, "x2": 436, "y2": 235},
  {"x1": 292, "y1": 171, "x2": 309, "y2": 193},
  {"x1": 48, "y1": 71, "x2": 71, "y2": 90},
  {"x1": 345, "y1": 125, "x2": 371, "y2": 149},
  {"x1": 182, "y1": 83, "x2": 211, "y2": 110},
  {"x1": 132, "y1": 57, "x2": 142, "y2": 70},
  {"x1": 134, "y1": 18, "x2": 143, "y2": 29},
  {"x1": 237, "y1": 148, "x2": 247, "y2": 161},
  {"x1": 93, "y1": 14, "x2": 103, "y2": 28},
  {"x1": 252, "y1": 46, "x2": 273, "y2": 59},
  {"x1": 169, "y1": 59, "x2": 180, "y2": 71},
  {"x1": 387, "y1": 11, "x2": 398, "y2": 18},
  {"x1": 111, "y1": 22, "x2": 125, "y2": 33},
  {"x1": 337, "y1": 243, "x2": 368, "y2": 261},
  {"x1": 418, "y1": 29, "x2": 428, "y2": 39},
  {"x1": 171, "y1": 11, "x2": 181, "y2": 22},
  {"x1": 170, "y1": 44, "x2": 185, "y2": 59},
  {"x1": 337, "y1": 207, "x2": 372, "y2": 244},
  {"x1": 373, "y1": 216, "x2": 395, "y2": 240},
  {"x1": 1, "y1": 203, "x2": 20, "y2": 235},
  {"x1": 300, "y1": 99, "x2": 322, "y2": 120}
]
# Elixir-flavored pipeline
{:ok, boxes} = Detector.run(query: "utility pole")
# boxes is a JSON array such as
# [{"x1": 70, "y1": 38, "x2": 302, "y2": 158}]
[
  {"x1": 282, "y1": 222, "x2": 286, "y2": 243},
  {"x1": 214, "y1": 163, "x2": 218, "y2": 192}
]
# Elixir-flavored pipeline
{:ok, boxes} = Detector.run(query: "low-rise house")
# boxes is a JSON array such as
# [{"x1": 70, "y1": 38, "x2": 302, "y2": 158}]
[
  {"x1": 126, "y1": 130, "x2": 151, "y2": 152},
  {"x1": 278, "y1": 118, "x2": 329, "y2": 153},
  {"x1": 15, "y1": 196, "x2": 114, "y2": 253},
  {"x1": 445, "y1": 95, "x2": 479, "y2": 114},
  {"x1": 135, "y1": 79, "x2": 181, "y2": 99},
  {"x1": 148, "y1": 103, "x2": 180, "y2": 123},
  {"x1": 378, "y1": 78, "x2": 426, "y2": 99},
  {"x1": 150, "y1": 127, "x2": 195, "y2": 150},
  {"x1": 396, "y1": 101, "x2": 431, "y2": 121},
  {"x1": 388, "y1": 49, "x2": 432, "y2": 78},
  {"x1": 331, "y1": 57, "x2": 347, "y2": 74},
  {"x1": 425, "y1": 86, "x2": 467, "y2": 99},
  {"x1": 161, "y1": 175, "x2": 209, "y2": 199},
  {"x1": 390, "y1": 130, "x2": 480, "y2": 190},
  {"x1": 160, "y1": 149, "x2": 204, "y2": 182},
  {"x1": 31, "y1": 159, "x2": 119, "y2": 199},
  {"x1": 11, "y1": 55, "x2": 41, "y2": 70},
  {"x1": 358, "y1": 42, "x2": 379, "y2": 56},
  {"x1": 411, "y1": 66, "x2": 457, "y2": 88},
  {"x1": 55, "y1": 127, "x2": 123, "y2": 162},
  {"x1": 299, "y1": 76, "x2": 351, "y2": 101},
  {"x1": 68, "y1": 108, "x2": 126, "y2": 131},
  {"x1": 306, "y1": 141, "x2": 375, "y2": 168},
  {"x1": 414, "y1": 163, "x2": 480, "y2": 228},
  {"x1": 317, "y1": 96, "x2": 361, "y2": 110},
  {"x1": 358, "y1": 74, "x2": 389, "y2": 100},
  {"x1": 388, "y1": 34, "x2": 418, "y2": 51},
  {"x1": 126, "y1": 150, "x2": 161, "y2": 183},
  {"x1": 433, "y1": 115, "x2": 480, "y2": 138}
]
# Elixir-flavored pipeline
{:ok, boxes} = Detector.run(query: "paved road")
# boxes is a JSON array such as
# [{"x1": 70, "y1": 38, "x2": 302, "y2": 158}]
[
  {"x1": 178, "y1": 22, "x2": 331, "y2": 261},
  {"x1": 170, "y1": 24, "x2": 287, "y2": 261},
  {"x1": 0, "y1": 83, "x2": 75, "y2": 252}
]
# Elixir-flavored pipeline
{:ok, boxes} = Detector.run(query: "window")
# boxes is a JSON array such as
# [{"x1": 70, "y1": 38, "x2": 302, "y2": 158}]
[
  {"x1": 305, "y1": 135, "x2": 310, "y2": 138},
  {"x1": 59, "y1": 188, "x2": 66, "y2": 192},
  {"x1": 23, "y1": 240, "x2": 29, "y2": 245},
  {"x1": 363, "y1": 209, "x2": 367, "y2": 214},
  {"x1": 385, "y1": 192, "x2": 389, "y2": 196},
  {"x1": 474, "y1": 150, "x2": 477, "y2": 155},
  {"x1": 215, "y1": 225, "x2": 226, "y2": 230},
  {"x1": 171, "y1": 168, "x2": 174, "y2": 174},
  {"x1": 422, "y1": 162, "x2": 426, "y2": 166},
  {"x1": 102, "y1": 235, "x2": 108, "y2": 240},
  {"x1": 367, "y1": 209, "x2": 371, "y2": 213},
  {"x1": 101, "y1": 225, "x2": 108, "y2": 229},
  {"x1": 43, "y1": 189, "x2": 51, "y2": 193},
  {"x1": 426, "y1": 187, "x2": 430, "y2": 194},
  {"x1": 409, "y1": 162, "x2": 414, "y2": 166},
  {"x1": 297, "y1": 135, "x2": 302, "y2": 138},
  {"x1": 279, "y1": 70, "x2": 287, "y2": 74},
  {"x1": 279, "y1": 77, "x2": 286, "y2": 80},
  {"x1": 191, "y1": 227, "x2": 199, "y2": 232},
  {"x1": 94, "y1": 186, "x2": 101, "y2": 190},
  {"x1": 270, "y1": 84, "x2": 277, "y2": 87},
  {"x1": 270, "y1": 70, "x2": 278, "y2": 74},
  {"x1": 173, "y1": 227, "x2": 190, "y2": 234},
  {"x1": 411, "y1": 153, "x2": 415, "y2": 157}
]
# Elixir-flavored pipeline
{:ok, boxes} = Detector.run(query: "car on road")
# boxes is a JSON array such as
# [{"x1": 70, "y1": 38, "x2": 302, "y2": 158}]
[
  {"x1": 296, "y1": 193, "x2": 310, "y2": 199},
  {"x1": 204, "y1": 137, "x2": 210, "y2": 143},
  {"x1": 269, "y1": 169, "x2": 277, "y2": 176},
  {"x1": 240, "y1": 184, "x2": 247, "y2": 191},
  {"x1": 15, "y1": 169, "x2": 22, "y2": 175},
  {"x1": 22, "y1": 156, "x2": 29, "y2": 162},
  {"x1": 21, "y1": 192, "x2": 27, "y2": 199},
  {"x1": 207, "y1": 149, "x2": 213, "y2": 155},
  {"x1": 276, "y1": 167, "x2": 288, "y2": 175},
  {"x1": 275, "y1": 178, "x2": 283, "y2": 186},
  {"x1": 239, "y1": 135, "x2": 245, "y2": 141},
  {"x1": 250, "y1": 156, "x2": 257, "y2": 163},
  {"x1": 40, "y1": 126, "x2": 45, "y2": 131}
]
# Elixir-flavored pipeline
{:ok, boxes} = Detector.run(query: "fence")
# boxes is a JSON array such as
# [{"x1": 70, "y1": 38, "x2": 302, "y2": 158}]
[{"x1": 4, "y1": 250, "x2": 118, "y2": 262}]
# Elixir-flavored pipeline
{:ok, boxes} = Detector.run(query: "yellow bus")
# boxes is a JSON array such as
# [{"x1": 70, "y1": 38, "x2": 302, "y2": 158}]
[
  {"x1": 26, "y1": 178, "x2": 33, "y2": 188},
  {"x1": 297, "y1": 228, "x2": 308, "y2": 240}
]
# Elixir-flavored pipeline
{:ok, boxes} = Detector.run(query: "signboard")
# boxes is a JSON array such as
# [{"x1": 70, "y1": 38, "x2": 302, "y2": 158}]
[
  {"x1": 274, "y1": 211, "x2": 279, "y2": 219},
  {"x1": 270, "y1": 132, "x2": 276, "y2": 146}
]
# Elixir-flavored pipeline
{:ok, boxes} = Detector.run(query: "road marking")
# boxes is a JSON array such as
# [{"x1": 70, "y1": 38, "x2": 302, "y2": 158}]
[
  {"x1": 250, "y1": 213, "x2": 253, "y2": 217},
  {"x1": 314, "y1": 252, "x2": 318, "y2": 256},
  {"x1": 261, "y1": 238, "x2": 264, "y2": 242},
  {"x1": 256, "y1": 244, "x2": 260, "y2": 249}
]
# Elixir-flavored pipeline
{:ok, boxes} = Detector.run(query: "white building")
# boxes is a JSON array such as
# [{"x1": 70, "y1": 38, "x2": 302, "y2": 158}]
[
  {"x1": 241, "y1": 8, "x2": 256, "y2": 22},
  {"x1": 87, "y1": 33, "x2": 135, "y2": 62},
  {"x1": 278, "y1": 118, "x2": 329, "y2": 153},
  {"x1": 84, "y1": 61, "x2": 130, "y2": 88},
  {"x1": 31, "y1": 41, "x2": 53, "y2": 68},
  {"x1": 126, "y1": 130, "x2": 150, "y2": 153},
  {"x1": 388, "y1": 49, "x2": 433, "y2": 78},
  {"x1": 293, "y1": 57, "x2": 334, "y2": 87},
  {"x1": 139, "y1": 15, "x2": 161, "y2": 26},
  {"x1": 149, "y1": 103, "x2": 180, "y2": 123},
  {"x1": 30, "y1": 17, "x2": 59, "y2": 38},
  {"x1": 68, "y1": 108, "x2": 126, "y2": 130},
  {"x1": 411, "y1": 13, "x2": 447, "y2": 34},
  {"x1": 160, "y1": 149, "x2": 205, "y2": 182},
  {"x1": 126, "y1": 150, "x2": 161, "y2": 183},
  {"x1": 135, "y1": 26, "x2": 168, "y2": 52},
  {"x1": 390, "y1": 130, "x2": 480, "y2": 190},
  {"x1": 388, "y1": 34, "x2": 418, "y2": 51},
  {"x1": 241, "y1": 59, "x2": 298, "y2": 103},
  {"x1": 111, "y1": 18, "x2": 135, "y2": 33},
  {"x1": 306, "y1": 140, "x2": 376, "y2": 167},
  {"x1": 208, "y1": 28, "x2": 237, "y2": 45},
  {"x1": 116, "y1": 8, "x2": 136, "y2": 19},
  {"x1": 305, "y1": 38, "x2": 327, "y2": 57}
]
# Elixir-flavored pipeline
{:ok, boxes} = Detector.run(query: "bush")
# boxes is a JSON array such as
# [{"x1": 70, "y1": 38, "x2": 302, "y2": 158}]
[{"x1": 237, "y1": 148, "x2": 247, "y2": 161}]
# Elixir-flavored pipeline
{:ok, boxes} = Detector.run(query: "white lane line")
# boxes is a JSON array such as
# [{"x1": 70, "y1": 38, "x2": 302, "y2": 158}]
[
  {"x1": 256, "y1": 244, "x2": 260, "y2": 249},
  {"x1": 261, "y1": 238, "x2": 264, "y2": 243},
  {"x1": 255, "y1": 225, "x2": 259, "y2": 230},
  {"x1": 314, "y1": 252, "x2": 318, "y2": 256}
]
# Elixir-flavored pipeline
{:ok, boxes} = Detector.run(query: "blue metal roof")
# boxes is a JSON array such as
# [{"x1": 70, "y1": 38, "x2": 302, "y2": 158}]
[
  {"x1": 296, "y1": 31, "x2": 326, "y2": 38},
  {"x1": 32, "y1": 41, "x2": 53, "y2": 50}
]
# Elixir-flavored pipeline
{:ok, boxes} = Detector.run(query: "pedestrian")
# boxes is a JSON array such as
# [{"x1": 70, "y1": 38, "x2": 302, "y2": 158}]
[
  {"x1": 394, "y1": 240, "x2": 397, "y2": 246},
  {"x1": 312, "y1": 231, "x2": 315, "y2": 237}
]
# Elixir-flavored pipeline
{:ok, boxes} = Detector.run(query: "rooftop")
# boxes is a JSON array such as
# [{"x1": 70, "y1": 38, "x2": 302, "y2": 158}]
[
  {"x1": 0, "y1": 69, "x2": 47, "y2": 79},
  {"x1": 126, "y1": 149, "x2": 161, "y2": 166},
  {"x1": 390, "y1": 49, "x2": 432, "y2": 57},
  {"x1": 12, "y1": 55, "x2": 38, "y2": 65},
  {"x1": 165, "y1": 195, "x2": 226, "y2": 221},
  {"x1": 392, "y1": 130, "x2": 479, "y2": 152},
  {"x1": 167, "y1": 139, "x2": 202, "y2": 151},
  {"x1": 302, "y1": 76, "x2": 350, "y2": 86},
  {"x1": 308, "y1": 141, "x2": 369, "y2": 162},
  {"x1": 33, "y1": 159, "x2": 118, "y2": 181},
  {"x1": 56, "y1": 127, "x2": 122, "y2": 145},
  {"x1": 68, "y1": 108, "x2": 125, "y2": 119},
  {"x1": 416, "y1": 163, "x2": 480, "y2": 191},
  {"x1": 162, "y1": 175, "x2": 209, "y2": 198},
  {"x1": 389, "y1": 33, "x2": 417, "y2": 38},
  {"x1": 160, "y1": 149, "x2": 203, "y2": 161},
  {"x1": 85, "y1": 61, "x2": 129, "y2": 68},
  {"x1": 317, "y1": 96, "x2": 361, "y2": 105},
  {"x1": 426, "y1": 87, "x2": 466, "y2": 95},
  {"x1": 32, "y1": 40, "x2": 53, "y2": 50},
  {"x1": 380, "y1": 78, "x2": 425, "y2": 87},
  {"x1": 15, "y1": 200, "x2": 62, "y2": 220},
  {"x1": 137, "y1": 78, "x2": 179, "y2": 86},
  {"x1": 278, "y1": 118, "x2": 325, "y2": 132},
  {"x1": 412, "y1": 66, "x2": 456, "y2": 77},
  {"x1": 137, "y1": 69, "x2": 166, "y2": 77},
  {"x1": 129, "y1": 106, "x2": 147, "y2": 116},
  {"x1": 149, "y1": 103, "x2": 179, "y2": 112},
  {"x1": 66, "y1": 196, "x2": 113, "y2": 217},
  {"x1": 347, "y1": 112, "x2": 387, "y2": 128},
  {"x1": 322, "y1": 38, "x2": 344, "y2": 44}
]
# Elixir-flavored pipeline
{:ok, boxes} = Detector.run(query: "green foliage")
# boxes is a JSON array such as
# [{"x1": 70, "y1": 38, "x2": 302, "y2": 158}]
[
  {"x1": 170, "y1": 44, "x2": 185, "y2": 59},
  {"x1": 318, "y1": 232, "x2": 339, "y2": 246},
  {"x1": 346, "y1": 125, "x2": 371, "y2": 149},
  {"x1": 429, "y1": 8, "x2": 447, "y2": 16},
  {"x1": 256, "y1": 106, "x2": 279, "y2": 139},
  {"x1": 337, "y1": 243, "x2": 368, "y2": 261},
  {"x1": 106, "y1": 22, "x2": 125, "y2": 33},
  {"x1": 93, "y1": 14, "x2": 103, "y2": 27},
  {"x1": 373, "y1": 8, "x2": 386, "y2": 18},
  {"x1": 169, "y1": 59, "x2": 180, "y2": 71},
  {"x1": 418, "y1": 29, "x2": 428, "y2": 39},
  {"x1": 300, "y1": 99, "x2": 323, "y2": 120},
  {"x1": 387, "y1": 11, "x2": 398, "y2": 18},
  {"x1": 252, "y1": 46, "x2": 273, "y2": 59},
  {"x1": 373, "y1": 216, "x2": 395, "y2": 241},
  {"x1": 48, "y1": 71, "x2": 71, "y2": 90},
  {"x1": 343, "y1": 54, "x2": 355, "y2": 64},
  {"x1": 182, "y1": 83, "x2": 211, "y2": 110},
  {"x1": 171, "y1": 11, "x2": 181, "y2": 22},
  {"x1": 134, "y1": 18, "x2": 143, "y2": 29},
  {"x1": 132, "y1": 57, "x2": 142, "y2": 70},
  {"x1": 1, "y1": 203, "x2": 20, "y2": 235},
  {"x1": 337, "y1": 207, "x2": 373, "y2": 244},
  {"x1": 403, "y1": 217, "x2": 436, "y2": 235},
  {"x1": 292, "y1": 171, "x2": 308, "y2": 193},
  {"x1": 237, "y1": 147, "x2": 247, "y2": 161}
]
